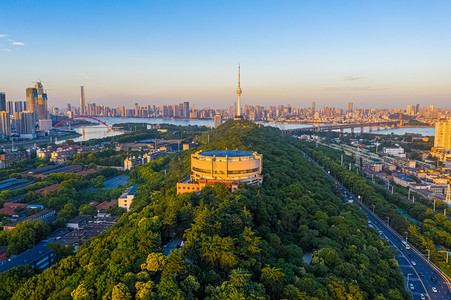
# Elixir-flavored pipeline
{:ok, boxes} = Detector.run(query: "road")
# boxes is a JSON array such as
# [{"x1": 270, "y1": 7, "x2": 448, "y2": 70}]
[{"x1": 302, "y1": 151, "x2": 451, "y2": 299}]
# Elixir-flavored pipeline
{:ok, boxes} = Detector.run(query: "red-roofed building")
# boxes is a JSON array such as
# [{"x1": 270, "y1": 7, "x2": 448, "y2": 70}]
[
  {"x1": 95, "y1": 200, "x2": 118, "y2": 212},
  {"x1": 35, "y1": 184, "x2": 60, "y2": 195},
  {"x1": 0, "y1": 203, "x2": 28, "y2": 216},
  {"x1": 76, "y1": 169, "x2": 97, "y2": 177}
]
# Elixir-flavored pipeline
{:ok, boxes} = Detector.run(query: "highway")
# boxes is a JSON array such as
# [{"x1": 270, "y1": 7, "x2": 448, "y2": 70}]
[{"x1": 302, "y1": 151, "x2": 451, "y2": 299}]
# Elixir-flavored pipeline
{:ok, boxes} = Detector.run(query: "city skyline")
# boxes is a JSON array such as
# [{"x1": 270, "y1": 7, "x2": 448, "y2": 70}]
[{"x1": 1, "y1": 1, "x2": 451, "y2": 109}]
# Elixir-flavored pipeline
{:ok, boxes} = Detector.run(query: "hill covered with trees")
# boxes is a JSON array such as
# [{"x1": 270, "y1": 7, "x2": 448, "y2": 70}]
[{"x1": 5, "y1": 120, "x2": 408, "y2": 299}]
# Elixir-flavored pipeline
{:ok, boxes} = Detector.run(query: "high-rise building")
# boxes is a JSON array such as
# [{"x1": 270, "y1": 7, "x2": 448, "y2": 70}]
[
  {"x1": 234, "y1": 64, "x2": 242, "y2": 119},
  {"x1": 406, "y1": 105, "x2": 411, "y2": 116},
  {"x1": 214, "y1": 112, "x2": 222, "y2": 128},
  {"x1": 183, "y1": 102, "x2": 189, "y2": 119},
  {"x1": 0, "y1": 92, "x2": 6, "y2": 111},
  {"x1": 15, "y1": 111, "x2": 35, "y2": 135},
  {"x1": 6, "y1": 101, "x2": 13, "y2": 115},
  {"x1": 14, "y1": 101, "x2": 23, "y2": 114},
  {"x1": 312, "y1": 101, "x2": 316, "y2": 116},
  {"x1": 434, "y1": 120, "x2": 451, "y2": 151},
  {"x1": 26, "y1": 82, "x2": 48, "y2": 120},
  {"x1": 80, "y1": 86, "x2": 86, "y2": 115},
  {"x1": 348, "y1": 102, "x2": 353, "y2": 112},
  {"x1": 0, "y1": 111, "x2": 11, "y2": 137}
]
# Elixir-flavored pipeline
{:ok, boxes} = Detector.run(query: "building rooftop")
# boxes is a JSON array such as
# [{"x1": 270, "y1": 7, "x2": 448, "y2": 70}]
[
  {"x1": 67, "y1": 215, "x2": 93, "y2": 225},
  {"x1": 198, "y1": 150, "x2": 253, "y2": 157},
  {"x1": 0, "y1": 243, "x2": 52, "y2": 273},
  {"x1": 119, "y1": 186, "x2": 138, "y2": 198}
]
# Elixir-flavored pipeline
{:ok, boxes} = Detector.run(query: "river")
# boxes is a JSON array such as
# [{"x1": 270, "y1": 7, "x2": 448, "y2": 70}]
[{"x1": 62, "y1": 117, "x2": 435, "y2": 143}]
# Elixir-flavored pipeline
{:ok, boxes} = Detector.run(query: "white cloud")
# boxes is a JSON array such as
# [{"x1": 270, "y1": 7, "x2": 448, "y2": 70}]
[
  {"x1": 2, "y1": 48, "x2": 12, "y2": 52},
  {"x1": 12, "y1": 41, "x2": 25, "y2": 46},
  {"x1": 0, "y1": 34, "x2": 7, "y2": 38},
  {"x1": 343, "y1": 76, "x2": 364, "y2": 81}
]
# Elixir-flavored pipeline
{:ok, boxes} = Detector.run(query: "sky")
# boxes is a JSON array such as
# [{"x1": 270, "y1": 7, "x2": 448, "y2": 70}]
[{"x1": 1, "y1": 0, "x2": 451, "y2": 110}]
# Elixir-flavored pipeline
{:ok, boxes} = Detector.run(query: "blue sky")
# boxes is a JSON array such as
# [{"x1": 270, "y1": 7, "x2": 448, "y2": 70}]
[{"x1": 1, "y1": 0, "x2": 451, "y2": 109}]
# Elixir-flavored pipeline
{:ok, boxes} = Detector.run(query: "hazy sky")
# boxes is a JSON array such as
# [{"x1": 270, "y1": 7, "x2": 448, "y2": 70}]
[{"x1": 1, "y1": 0, "x2": 451, "y2": 109}]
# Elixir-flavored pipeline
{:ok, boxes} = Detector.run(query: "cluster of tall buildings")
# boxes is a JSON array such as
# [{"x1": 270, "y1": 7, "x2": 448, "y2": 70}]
[{"x1": 0, "y1": 82, "x2": 51, "y2": 139}]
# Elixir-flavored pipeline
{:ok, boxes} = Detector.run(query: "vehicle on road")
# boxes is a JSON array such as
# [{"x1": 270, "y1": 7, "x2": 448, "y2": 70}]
[
  {"x1": 431, "y1": 276, "x2": 436, "y2": 282},
  {"x1": 411, "y1": 261, "x2": 416, "y2": 266},
  {"x1": 409, "y1": 283, "x2": 414, "y2": 290},
  {"x1": 420, "y1": 294, "x2": 425, "y2": 300},
  {"x1": 402, "y1": 241, "x2": 411, "y2": 249},
  {"x1": 432, "y1": 286, "x2": 437, "y2": 293},
  {"x1": 408, "y1": 253, "x2": 413, "y2": 258},
  {"x1": 418, "y1": 272, "x2": 424, "y2": 277}
]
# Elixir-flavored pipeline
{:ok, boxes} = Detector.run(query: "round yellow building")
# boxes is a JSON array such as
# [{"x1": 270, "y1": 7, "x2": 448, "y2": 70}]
[{"x1": 191, "y1": 150, "x2": 262, "y2": 184}]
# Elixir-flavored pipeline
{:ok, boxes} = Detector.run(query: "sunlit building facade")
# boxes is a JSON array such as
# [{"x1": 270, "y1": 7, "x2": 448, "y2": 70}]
[
  {"x1": 435, "y1": 120, "x2": 451, "y2": 151},
  {"x1": 177, "y1": 150, "x2": 263, "y2": 194}
]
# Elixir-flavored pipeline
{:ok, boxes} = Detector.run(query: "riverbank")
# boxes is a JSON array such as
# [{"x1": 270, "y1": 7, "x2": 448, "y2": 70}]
[{"x1": 0, "y1": 131, "x2": 81, "y2": 150}]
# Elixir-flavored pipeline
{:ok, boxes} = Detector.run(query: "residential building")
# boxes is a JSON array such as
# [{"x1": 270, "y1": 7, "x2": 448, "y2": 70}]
[
  {"x1": 0, "y1": 111, "x2": 11, "y2": 137},
  {"x1": 435, "y1": 119, "x2": 451, "y2": 151},
  {"x1": 118, "y1": 186, "x2": 137, "y2": 211},
  {"x1": 0, "y1": 92, "x2": 5, "y2": 111}
]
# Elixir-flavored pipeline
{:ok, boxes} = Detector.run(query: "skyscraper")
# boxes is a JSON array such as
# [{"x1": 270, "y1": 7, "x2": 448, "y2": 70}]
[
  {"x1": 80, "y1": 86, "x2": 86, "y2": 115},
  {"x1": 312, "y1": 101, "x2": 316, "y2": 117},
  {"x1": 0, "y1": 111, "x2": 11, "y2": 137},
  {"x1": 14, "y1": 101, "x2": 23, "y2": 114},
  {"x1": 435, "y1": 120, "x2": 451, "y2": 151},
  {"x1": 406, "y1": 105, "x2": 411, "y2": 115},
  {"x1": 214, "y1": 112, "x2": 222, "y2": 128},
  {"x1": 6, "y1": 101, "x2": 13, "y2": 115},
  {"x1": 0, "y1": 92, "x2": 6, "y2": 111},
  {"x1": 234, "y1": 64, "x2": 242, "y2": 120},
  {"x1": 15, "y1": 111, "x2": 35, "y2": 135},
  {"x1": 348, "y1": 102, "x2": 353, "y2": 112},
  {"x1": 183, "y1": 102, "x2": 189, "y2": 119},
  {"x1": 26, "y1": 82, "x2": 48, "y2": 120}
]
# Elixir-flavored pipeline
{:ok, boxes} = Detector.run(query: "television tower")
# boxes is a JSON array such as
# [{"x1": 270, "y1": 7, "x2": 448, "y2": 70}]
[{"x1": 234, "y1": 64, "x2": 242, "y2": 120}]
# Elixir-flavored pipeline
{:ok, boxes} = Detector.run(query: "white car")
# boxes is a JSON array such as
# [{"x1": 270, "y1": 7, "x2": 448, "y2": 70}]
[
  {"x1": 409, "y1": 283, "x2": 414, "y2": 290},
  {"x1": 411, "y1": 261, "x2": 416, "y2": 266},
  {"x1": 432, "y1": 287, "x2": 437, "y2": 293}
]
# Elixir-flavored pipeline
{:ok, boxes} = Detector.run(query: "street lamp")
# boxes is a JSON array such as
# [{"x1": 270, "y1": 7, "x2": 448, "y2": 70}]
[
  {"x1": 386, "y1": 217, "x2": 390, "y2": 226},
  {"x1": 404, "y1": 231, "x2": 408, "y2": 242},
  {"x1": 372, "y1": 205, "x2": 375, "y2": 214},
  {"x1": 427, "y1": 249, "x2": 430, "y2": 261}
]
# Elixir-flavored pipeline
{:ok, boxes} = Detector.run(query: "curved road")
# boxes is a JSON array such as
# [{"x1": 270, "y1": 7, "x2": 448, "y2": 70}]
[{"x1": 302, "y1": 151, "x2": 451, "y2": 299}]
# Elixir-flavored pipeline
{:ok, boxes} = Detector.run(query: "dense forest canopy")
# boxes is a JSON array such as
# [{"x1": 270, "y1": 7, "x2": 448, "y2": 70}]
[{"x1": 2, "y1": 121, "x2": 408, "y2": 299}]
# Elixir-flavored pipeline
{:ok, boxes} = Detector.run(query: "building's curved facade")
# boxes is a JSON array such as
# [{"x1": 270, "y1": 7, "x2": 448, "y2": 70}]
[
  {"x1": 191, "y1": 150, "x2": 262, "y2": 183},
  {"x1": 177, "y1": 150, "x2": 263, "y2": 194}
]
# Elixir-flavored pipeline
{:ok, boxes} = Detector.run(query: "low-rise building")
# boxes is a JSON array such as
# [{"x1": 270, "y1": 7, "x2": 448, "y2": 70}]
[
  {"x1": 118, "y1": 186, "x2": 137, "y2": 211},
  {"x1": 67, "y1": 215, "x2": 93, "y2": 229},
  {"x1": 3, "y1": 209, "x2": 56, "y2": 231},
  {"x1": 0, "y1": 243, "x2": 55, "y2": 273},
  {"x1": 393, "y1": 174, "x2": 415, "y2": 187},
  {"x1": 383, "y1": 147, "x2": 406, "y2": 158}
]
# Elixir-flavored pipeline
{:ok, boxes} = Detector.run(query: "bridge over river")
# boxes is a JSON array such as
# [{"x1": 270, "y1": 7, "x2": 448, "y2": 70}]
[{"x1": 283, "y1": 120, "x2": 402, "y2": 134}]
